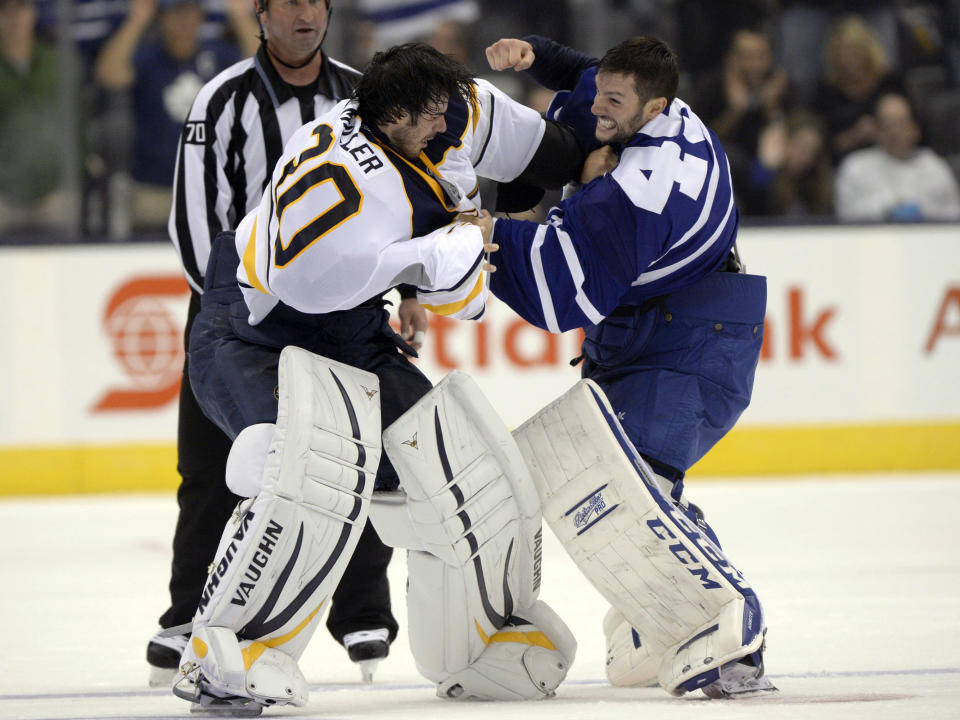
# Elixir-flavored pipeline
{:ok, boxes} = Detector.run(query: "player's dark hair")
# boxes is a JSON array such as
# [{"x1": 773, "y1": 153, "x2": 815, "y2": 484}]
[
  {"x1": 599, "y1": 36, "x2": 679, "y2": 105},
  {"x1": 355, "y1": 43, "x2": 475, "y2": 126}
]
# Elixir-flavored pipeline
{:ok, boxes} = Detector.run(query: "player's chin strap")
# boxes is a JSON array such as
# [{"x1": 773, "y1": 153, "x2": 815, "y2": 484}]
[
  {"x1": 513, "y1": 379, "x2": 772, "y2": 697},
  {"x1": 172, "y1": 347, "x2": 383, "y2": 712},
  {"x1": 372, "y1": 371, "x2": 577, "y2": 701}
]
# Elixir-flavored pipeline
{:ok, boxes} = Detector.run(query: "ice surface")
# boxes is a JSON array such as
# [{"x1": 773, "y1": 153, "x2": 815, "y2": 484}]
[{"x1": 1, "y1": 473, "x2": 957, "y2": 719}]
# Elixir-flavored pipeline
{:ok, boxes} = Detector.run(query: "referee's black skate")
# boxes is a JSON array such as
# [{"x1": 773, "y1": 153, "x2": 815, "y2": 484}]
[
  {"x1": 343, "y1": 629, "x2": 390, "y2": 683},
  {"x1": 147, "y1": 628, "x2": 189, "y2": 687}
]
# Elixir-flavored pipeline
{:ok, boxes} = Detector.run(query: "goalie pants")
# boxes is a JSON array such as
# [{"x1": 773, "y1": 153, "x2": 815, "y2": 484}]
[
  {"x1": 182, "y1": 233, "x2": 434, "y2": 643},
  {"x1": 580, "y1": 270, "x2": 766, "y2": 479}
]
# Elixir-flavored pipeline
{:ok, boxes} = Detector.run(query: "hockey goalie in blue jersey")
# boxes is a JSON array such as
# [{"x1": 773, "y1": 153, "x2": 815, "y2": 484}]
[{"x1": 479, "y1": 35, "x2": 775, "y2": 698}]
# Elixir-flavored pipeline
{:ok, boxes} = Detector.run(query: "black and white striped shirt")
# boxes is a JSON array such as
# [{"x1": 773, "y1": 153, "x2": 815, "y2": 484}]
[{"x1": 168, "y1": 45, "x2": 360, "y2": 293}]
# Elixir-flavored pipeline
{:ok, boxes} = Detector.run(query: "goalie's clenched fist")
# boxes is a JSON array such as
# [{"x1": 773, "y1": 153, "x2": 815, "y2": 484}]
[{"x1": 485, "y1": 38, "x2": 536, "y2": 72}]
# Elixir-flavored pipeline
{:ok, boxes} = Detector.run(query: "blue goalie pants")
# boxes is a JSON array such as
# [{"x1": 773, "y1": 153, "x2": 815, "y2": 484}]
[{"x1": 581, "y1": 270, "x2": 767, "y2": 480}]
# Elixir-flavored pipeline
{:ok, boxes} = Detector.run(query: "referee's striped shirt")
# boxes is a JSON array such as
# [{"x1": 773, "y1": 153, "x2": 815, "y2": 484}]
[{"x1": 168, "y1": 45, "x2": 360, "y2": 293}]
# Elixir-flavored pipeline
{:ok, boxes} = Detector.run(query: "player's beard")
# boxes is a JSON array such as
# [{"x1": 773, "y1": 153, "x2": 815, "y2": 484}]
[{"x1": 595, "y1": 108, "x2": 649, "y2": 145}]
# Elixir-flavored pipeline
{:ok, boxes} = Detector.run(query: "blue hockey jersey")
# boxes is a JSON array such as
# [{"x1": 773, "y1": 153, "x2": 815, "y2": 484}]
[{"x1": 490, "y1": 55, "x2": 738, "y2": 333}]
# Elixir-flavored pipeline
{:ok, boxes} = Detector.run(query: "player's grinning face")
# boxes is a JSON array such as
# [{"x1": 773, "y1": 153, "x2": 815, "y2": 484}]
[
  {"x1": 261, "y1": 0, "x2": 329, "y2": 66},
  {"x1": 592, "y1": 71, "x2": 661, "y2": 145}
]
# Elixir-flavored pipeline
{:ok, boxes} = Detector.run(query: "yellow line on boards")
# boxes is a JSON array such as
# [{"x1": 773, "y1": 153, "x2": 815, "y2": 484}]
[
  {"x1": 692, "y1": 421, "x2": 960, "y2": 475},
  {"x1": 1, "y1": 421, "x2": 959, "y2": 496},
  {"x1": 0, "y1": 443, "x2": 179, "y2": 496}
]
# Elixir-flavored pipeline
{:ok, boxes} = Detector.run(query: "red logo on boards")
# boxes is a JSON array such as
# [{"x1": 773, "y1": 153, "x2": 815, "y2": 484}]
[{"x1": 92, "y1": 275, "x2": 189, "y2": 412}]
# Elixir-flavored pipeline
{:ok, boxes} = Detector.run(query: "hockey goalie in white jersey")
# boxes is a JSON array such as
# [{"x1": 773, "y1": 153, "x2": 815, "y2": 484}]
[{"x1": 176, "y1": 43, "x2": 579, "y2": 714}]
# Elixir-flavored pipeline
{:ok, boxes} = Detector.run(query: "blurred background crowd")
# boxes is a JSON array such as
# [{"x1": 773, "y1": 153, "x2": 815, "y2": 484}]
[{"x1": 2, "y1": 0, "x2": 959, "y2": 242}]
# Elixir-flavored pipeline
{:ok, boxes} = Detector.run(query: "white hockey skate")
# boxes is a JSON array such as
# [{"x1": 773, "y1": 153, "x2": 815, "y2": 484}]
[{"x1": 701, "y1": 655, "x2": 778, "y2": 699}]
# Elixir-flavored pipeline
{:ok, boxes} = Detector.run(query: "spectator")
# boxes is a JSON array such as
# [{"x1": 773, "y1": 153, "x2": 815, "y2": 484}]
[
  {"x1": 673, "y1": 0, "x2": 776, "y2": 80},
  {"x1": 94, "y1": 0, "x2": 245, "y2": 233},
  {"x1": 811, "y1": 14, "x2": 907, "y2": 165},
  {"x1": 777, "y1": 0, "x2": 900, "y2": 105},
  {"x1": 36, "y1": 0, "x2": 258, "y2": 67},
  {"x1": 835, "y1": 92, "x2": 960, "y2": 222},
  {"x1": 694, "y1": 27, "x2": 791, "y2": 215},
  {"x1": 747, "y1": 110, "x2": 834, "y2": 218},
  {"x1": 350, "y1": 0, "x2": 478, "y2": 67},
  {"x1": 0, "y1": 0, "x2": 67, "y2": 233}
]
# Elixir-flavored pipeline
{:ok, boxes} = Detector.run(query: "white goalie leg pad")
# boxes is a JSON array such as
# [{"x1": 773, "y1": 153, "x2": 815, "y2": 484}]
[
  {"x1": 174, "y1": 625, "x2": 309, "y2": 708},
  {"x1": 176, "y1": 347, "x2": 382, "y2": 706},
  {"x1": 512, "y1": 379, "x2": 765, "y2": 696},
  {"x1": 380, "y1": 370, "x2": 574, "y2": 699},
  {"x1": 603, "y1": 606, "x2": 659, "y2": 688},
  {"x1": 436, "y1": 599, "x2": 577, "y2": 701}
]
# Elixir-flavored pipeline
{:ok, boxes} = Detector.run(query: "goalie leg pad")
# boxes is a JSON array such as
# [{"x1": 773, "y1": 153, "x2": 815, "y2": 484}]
[
  {"x1": 174, "y1": 625, "x2": 308, "y2": 708},
  {"x1": 380, "y1": 371, "x2": 573, "y2": 698},
  {"x1": 513, "y1": 379, "x2": 765, "y2": 696},
  {"x1": 603, "y1": 606, "x2": 659, "y2": 688},
  {"x1": 437, "y1": 600, "x2": 576, "y2": 701},
  {"x1": 177, "y1": 347, "x2": 382, "y2": 706}
]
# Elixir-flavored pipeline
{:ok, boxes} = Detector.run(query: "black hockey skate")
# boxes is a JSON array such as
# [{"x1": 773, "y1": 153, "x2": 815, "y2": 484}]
[
  {"x1": 343, "y1": 629, "x2": 390, "y2": 683},
  {"x1": 147, "y1": 628, "x2": 189, "y2": 687}
]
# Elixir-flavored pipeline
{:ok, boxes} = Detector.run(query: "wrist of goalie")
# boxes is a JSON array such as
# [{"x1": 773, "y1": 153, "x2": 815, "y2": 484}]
[{"x1": 659, "y1": 599, "x2": 766, "y2": 696}]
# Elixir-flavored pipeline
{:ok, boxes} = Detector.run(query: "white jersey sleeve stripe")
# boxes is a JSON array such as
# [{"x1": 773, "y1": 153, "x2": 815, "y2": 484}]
[
  {"x1": 555, "y1": 226, "x2": 605, "y2": 325},
  {"x1": 658, "y1": 115, "x2": 720, "y2": 256},
  {"x1": 634, "y1": 161, "x2": 735, "y2": 285},
  {"x1": 530, "y1": 223, "x2": 561, "y2": 334}
]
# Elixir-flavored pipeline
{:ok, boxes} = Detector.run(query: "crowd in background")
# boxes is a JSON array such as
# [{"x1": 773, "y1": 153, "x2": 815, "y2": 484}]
[{"x1": 2, "y1": 0, "x2": 960, "y2": 240}]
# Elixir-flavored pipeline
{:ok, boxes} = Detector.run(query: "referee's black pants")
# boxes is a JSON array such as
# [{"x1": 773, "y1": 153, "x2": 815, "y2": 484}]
[{"x1": 158, "y1": 291, "x2": 401, "y2": 646}]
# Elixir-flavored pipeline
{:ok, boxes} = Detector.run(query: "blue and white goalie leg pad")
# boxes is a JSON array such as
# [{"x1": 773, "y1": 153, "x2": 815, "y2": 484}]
[
  {"x1": 173, "y1": 347, "x2": 382, "y2": 711},
  {"x1": 377, "y1": 371, "x2": 576, "y2": 700},
  {"x1": 512, "y1": 379, "x2": 767, "y2": 697}
]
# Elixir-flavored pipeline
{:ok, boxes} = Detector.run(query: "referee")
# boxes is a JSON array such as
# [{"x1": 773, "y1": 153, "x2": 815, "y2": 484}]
[{"x1": 150, "y1": 0, "x2": 421, "y2": 685}]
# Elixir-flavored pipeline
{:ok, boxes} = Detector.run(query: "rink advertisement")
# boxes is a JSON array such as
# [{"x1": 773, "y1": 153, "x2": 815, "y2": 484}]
[{"x1": 0, "y1": 224, "x2": 958, "y2": 494}]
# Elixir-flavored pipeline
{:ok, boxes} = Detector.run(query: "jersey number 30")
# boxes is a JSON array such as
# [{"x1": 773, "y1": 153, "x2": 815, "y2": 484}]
[{"x1": 273, "y1": 125, "x2": 363, "y2": 267}]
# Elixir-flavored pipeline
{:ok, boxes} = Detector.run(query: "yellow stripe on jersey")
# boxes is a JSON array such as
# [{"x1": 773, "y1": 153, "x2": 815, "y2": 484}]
[
  {"x1": 468, "y1": 84, "x2": 480, "y2": 132},
  {"x1": 421, "y1": 271, "x2": 484, "y2": 315},
  {"x1": 242, "y1": 217, "x2": 269, "y2": 294},
  {"x1": 374, "y1": 140, "x2": 459, "y2": 211}
]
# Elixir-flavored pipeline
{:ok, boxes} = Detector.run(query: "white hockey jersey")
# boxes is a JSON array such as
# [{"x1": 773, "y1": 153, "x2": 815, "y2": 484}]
[{"x1": 234, "y1": 79, "x2": 545, "y2": 325}]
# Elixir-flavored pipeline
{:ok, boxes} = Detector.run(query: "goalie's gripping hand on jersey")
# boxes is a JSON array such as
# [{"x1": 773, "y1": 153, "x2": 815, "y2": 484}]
[{"x1": 458, "y1": 211, "x2": 498, "y2": 272}]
